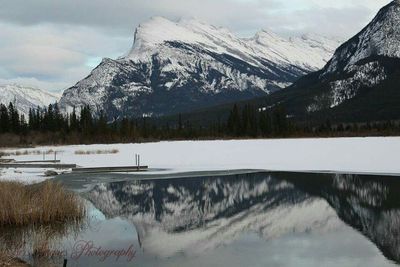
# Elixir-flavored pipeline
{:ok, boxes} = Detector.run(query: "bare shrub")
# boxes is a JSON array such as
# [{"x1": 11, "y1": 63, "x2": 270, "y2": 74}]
[
  {"x1": 5, "y1": 149, "x2": 61, "y2": 157},
  {"x1": 74, "y1": 149, "x2": 119, "y2": 155}
]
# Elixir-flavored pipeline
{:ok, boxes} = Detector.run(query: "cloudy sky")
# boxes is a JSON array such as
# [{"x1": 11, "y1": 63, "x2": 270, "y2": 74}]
[{"x1": 0, "y1": 0, "x2": 392, "y2": 93}]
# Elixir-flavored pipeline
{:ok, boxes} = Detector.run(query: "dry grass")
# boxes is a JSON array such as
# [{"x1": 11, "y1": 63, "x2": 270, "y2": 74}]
[
  {"x1": 3, "y1": 149, "x2": 62, "y2": 157},
  {"x1": 31, "y1": 227, "x2": 66, "y2": 266},
  {"x1": 0, "y1": 249, "x2": 29, "y2": 267},
  {"x1": 0, "y1": 251, "x2": 12, "y2": 266},
  {"x1": 0, "y1": 181, "x2": 85, "y2": 265},
  {"x1": 0, "y1": 220, "x2": 86, "y2": 266},
  {"x1": 0, "y1": 181, "x2": 85, "y2": 227},
  {"x1": 74, "y1": 148, "x2": 119, "y2": 155}
]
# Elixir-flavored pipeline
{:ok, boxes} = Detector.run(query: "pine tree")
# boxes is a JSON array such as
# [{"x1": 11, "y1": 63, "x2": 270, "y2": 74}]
[
  {"x1": 8, "y1": 102, "x2": 20, "y2": 133},
  {"x1": 70, "y1": 106, "x2": 78, "y2": 131},
  {"x1": 227, "y1": 104, "x2": 241, "y2": 136},
  {"x1": 0, "y1": 104, "x2": 10, "y2": 133}
]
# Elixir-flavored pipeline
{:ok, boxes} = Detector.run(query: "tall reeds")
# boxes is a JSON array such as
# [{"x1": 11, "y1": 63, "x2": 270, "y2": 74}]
[{"x1": 0, "y1": 181, "x2": 85, "y2": 227}]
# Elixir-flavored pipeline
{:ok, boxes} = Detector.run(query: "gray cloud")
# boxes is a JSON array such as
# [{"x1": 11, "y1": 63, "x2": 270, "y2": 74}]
[
  {"x1": 0, "y1": 0, "x2": 390, "y2": 36},
  {"x1": 0, "y1": 0, "x2": 278, "y2": 35},
  {"x1": 0, "y1": 22, "x2": 130, "y2": 91}
]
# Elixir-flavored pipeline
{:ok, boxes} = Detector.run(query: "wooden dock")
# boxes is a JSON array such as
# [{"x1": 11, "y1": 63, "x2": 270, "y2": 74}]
[
  {"x1": 0, "y1": 153, "x2": 149, "y2": 174},
  {"x1": 71, "y1": 165, "x2": 148, "y2": 174},
  {"x1": 0, "y1": 163, "x2": 77, "y2": 169},
  {"x1": 0, "y1": 159, "x2": 15, "y2": 163},
  {"x1": 12, "y1": 160, "x2": 61, "y2": 164}
]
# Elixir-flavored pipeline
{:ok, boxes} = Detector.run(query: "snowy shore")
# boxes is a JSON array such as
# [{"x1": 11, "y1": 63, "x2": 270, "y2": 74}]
[{"x1": 1, "y1": 137, "x2": 400, "y2": 183}]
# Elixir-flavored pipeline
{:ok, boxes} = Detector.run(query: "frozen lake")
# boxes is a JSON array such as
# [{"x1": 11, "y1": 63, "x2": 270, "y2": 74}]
[
  {"x1": 1, "y1": 137, "x2": 400, "y2": 183},
  {"x1": 1, "y1": 138, "x2": 400, "y2": 266}
]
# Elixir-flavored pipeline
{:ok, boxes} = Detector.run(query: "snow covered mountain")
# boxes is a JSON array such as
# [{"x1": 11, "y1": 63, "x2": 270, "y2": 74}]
[
  {"x1": 59, "y1": 17, "x2": 340, "y2": 118},
  {"x1": 319, "y1": 0, "x2": 400, "y2": 109},
  {"x1": 0, "y1": 84, "x2": 60, "y2": 116},
  {"x1": 258, "y1": 0, "x2": 400, "y2": 123}
]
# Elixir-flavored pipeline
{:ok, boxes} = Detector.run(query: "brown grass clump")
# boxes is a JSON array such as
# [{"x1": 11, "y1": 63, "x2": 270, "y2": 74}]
[
  {"x1": 0, "y1": 250, "x2": 29, "y2": 266},
  {"x1": 74, "y1": 148, "x2": 119, "y2": 155},
  {"x1": 0, "y1": 181, "x2": 85, "y2": 227},
  {"x1": 0, "y1": 257, "x2": 29, "y2": 267},
  {"x1": 6, "y1": 149, "x2": 61, "y2": 157},
  {"x1": 0, "y1": 220, "x2": 86, "y2": 266}
]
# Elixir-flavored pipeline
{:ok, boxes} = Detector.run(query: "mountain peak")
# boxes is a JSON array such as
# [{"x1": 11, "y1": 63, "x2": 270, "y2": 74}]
[
  {"x1": 324, "y1": 0, "x2": 400, "y2": 73},
  {"x1": 269, "y1": 0, "x2": 400, "y2": 122},
  {"x1": 126, "y1": 17, "x2": 233, "y2": 59},
  {"x1": 391, "y1": 0, "x2": 400, "y2": 6},
  {"x1": 131, "y1": 17, "x2": 193, "y2": 50},
  {"x1": 253, "y1": 29, "x2": 282, "y2": 40}
]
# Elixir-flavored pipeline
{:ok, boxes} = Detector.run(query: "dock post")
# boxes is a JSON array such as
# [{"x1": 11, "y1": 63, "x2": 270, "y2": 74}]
[
  {"x1": 54, "y1": 151, "x2": 57, "y2": 162},
  {"x1": 138, "y1": 154, "x2": 140, "y2": 170},
  {"x1": 43, "y1": 152, "x2": 45, "y2": 161},
  {"x1": 63, "y1": 259, "x2": 68, "y2": 267}
]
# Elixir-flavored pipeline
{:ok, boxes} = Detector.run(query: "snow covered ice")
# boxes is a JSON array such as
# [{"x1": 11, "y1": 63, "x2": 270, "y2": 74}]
[{"x1": 2, "y1": 137, "x2": 400, "y2": 183}]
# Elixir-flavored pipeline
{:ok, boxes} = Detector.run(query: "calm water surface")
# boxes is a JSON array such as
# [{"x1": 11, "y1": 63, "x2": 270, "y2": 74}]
[{"x1": 3, "y1": 171, "x2": 400, "y2": 266}]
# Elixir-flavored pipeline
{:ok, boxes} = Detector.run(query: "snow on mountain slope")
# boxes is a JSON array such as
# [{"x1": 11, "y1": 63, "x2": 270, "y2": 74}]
[
  {"x1": 59, "y1": 17, "x2": 339, "y2": 118},
  {"x1": 263, "y1": 1, "x2": 400, "y2": 122},
  {"x1": 127, "y1": 17, "x2": 339, "y2": 72},
  {"x1": 0, "y1": 84, "x2": 60, "y2": 116},
  {"x1": 249, "y1": 31, "x2": 341, "y2": 72},
  {"x1": 325, "y1": 0, "x2": 400, "y2": 74},
  {"x1": 313, "y1": 0, "x2": 400, "y2": 111}
]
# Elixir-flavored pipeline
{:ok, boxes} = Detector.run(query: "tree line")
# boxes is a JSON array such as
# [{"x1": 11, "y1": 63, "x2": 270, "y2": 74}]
[{"x1": 0, "y1": 101, "x2": 400, "y2": 146}]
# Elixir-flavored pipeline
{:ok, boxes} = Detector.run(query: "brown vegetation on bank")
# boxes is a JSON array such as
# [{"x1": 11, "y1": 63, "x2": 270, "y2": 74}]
[
  {"x1": 0, "y1": 181, "x2": 85, "y2": 227},
  {"x1": 74, "y1": 148, "x2": 119, "y2": 155},
  {"x1": 0, "y1": 252, "x2": 29, "y2": 267},
  {"x1": 0, "y1": 149, "x2": 62, "y2": 157},
  {"x1": 0, "y1": 181, "x2": 85, "y2": 265}
]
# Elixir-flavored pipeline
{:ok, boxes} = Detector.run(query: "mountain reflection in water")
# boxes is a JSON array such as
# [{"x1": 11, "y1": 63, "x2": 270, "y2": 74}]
[{"x1": 84, "y1": 172, "x2": 400, "y2": 264}]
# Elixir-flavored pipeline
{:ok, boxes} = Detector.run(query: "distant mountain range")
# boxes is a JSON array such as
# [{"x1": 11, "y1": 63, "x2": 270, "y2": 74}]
[
  {"x1": 2, "y1": 1, "x2": 399, "y2": 125},
  {"x1": 0, "y1": 84, "x2": 59, "y2": 117},
  {"x1": 247, "y1": 0, "x2": 400, "y2": 123},
  {"x1": 58, "y1": 17, "x2": 340, "y2": 119}
]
